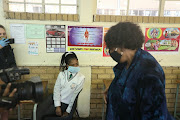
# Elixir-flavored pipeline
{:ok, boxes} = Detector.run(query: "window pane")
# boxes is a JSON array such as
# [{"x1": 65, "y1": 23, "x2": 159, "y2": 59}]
[
  {"x1": 97, "y1": 0, "x2": 128, "y2": 15},
  {"x1": 129, "y1": 0, "x2": 159, "y2": 16},
  {"x1": 45, "y1": 0, "x2": 59, "y2": 4},
  {"x1": 61, "y1": 6, "x2": 77, "y2": 14},
  {"x1": 26, "y1": 0, "x2": 42, "y2": 3},
  {"x1": 61, "y1": 0, "x2": 77, "y2": 4},
  {"x1": 9, "y1": 3, "x2": 24, "y2": 12},
  {"x1": 45, "y1": 5, "x2": 59, "y2": 13},
  {"x1": 26, "y1": 4, "x2": 42, "y2": 13},
  {"x1": 164, "y1": 1, "x2": 180, "y2": 17},
  {"x1": 9, "y1": 0, "x2": 23, "y2": 2}
]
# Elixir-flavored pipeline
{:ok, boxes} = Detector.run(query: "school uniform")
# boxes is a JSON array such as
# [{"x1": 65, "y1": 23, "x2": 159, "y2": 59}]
[
  {"x1": 53, "y1": 70, "x2": 85, "y2": 113},
  {"x1": 36, "y1": 70, "x2": 85, "y2": 120}
]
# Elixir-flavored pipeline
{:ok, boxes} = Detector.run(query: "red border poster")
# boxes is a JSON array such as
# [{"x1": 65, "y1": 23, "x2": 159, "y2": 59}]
[
  {"x1": 103, "y1": 27, "x2": 110, "y2": 57},
  {"x1": 144, "y1": 28, "x2": 180, "y2": 52}
]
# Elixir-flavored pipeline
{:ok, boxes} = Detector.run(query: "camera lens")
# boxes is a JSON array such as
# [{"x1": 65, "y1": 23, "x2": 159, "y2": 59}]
[{"x1": 10, "y1": 81, "x2": 44, "y2": 102}]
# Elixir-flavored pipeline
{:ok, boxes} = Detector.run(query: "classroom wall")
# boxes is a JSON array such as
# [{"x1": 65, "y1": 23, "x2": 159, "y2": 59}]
[{"x1": 0, "y1": 0, "x2": 180, "y2": 119}]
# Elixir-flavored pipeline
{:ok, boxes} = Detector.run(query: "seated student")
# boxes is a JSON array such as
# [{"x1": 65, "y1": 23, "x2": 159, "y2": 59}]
[{"x1": 37, "y1": 52, "x2": 85, "y2": 120}]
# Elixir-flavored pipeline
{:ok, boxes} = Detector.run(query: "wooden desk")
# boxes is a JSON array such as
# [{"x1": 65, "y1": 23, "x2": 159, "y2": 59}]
[{"x1": 18, "y1": 100, "x2": 35, "y2": 120}]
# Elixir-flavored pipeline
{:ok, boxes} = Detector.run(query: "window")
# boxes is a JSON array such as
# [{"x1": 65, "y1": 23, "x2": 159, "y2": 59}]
[
  {"x1": 97, "y1": 0, "x2": 128, "y2": 15},
  {"x1": 7, "y1": 0, "x2": 77, "y2": 14},
  {"x1": 164, "y1": 1, "x2": 180, "y2": 17},
  {"x1": 97, "y1": 0, "x2": 180, "y2": 17}
]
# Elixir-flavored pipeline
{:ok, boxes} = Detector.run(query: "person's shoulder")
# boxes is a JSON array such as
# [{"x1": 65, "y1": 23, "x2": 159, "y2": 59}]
[
  {"x1": 58, "y1": 70, "x2": 67, "y2": 76},
  {"x1": 77, "y1": 72, "x2": 85, "y2": 79},
  {"x1": 139, "y1": 50, "x2": 159, "y2": 69}
]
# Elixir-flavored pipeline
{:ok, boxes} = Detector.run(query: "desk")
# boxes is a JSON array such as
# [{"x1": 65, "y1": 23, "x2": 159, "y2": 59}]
[
  {"x1": 18, "y1": 100, "x2": 34, "y2": 120},
  {"x1": 174, "y1": 80, "x2": 180, "y2": 120},
  {"x1": 102, "y1": 79, "x2": 112, "y2": 120}
]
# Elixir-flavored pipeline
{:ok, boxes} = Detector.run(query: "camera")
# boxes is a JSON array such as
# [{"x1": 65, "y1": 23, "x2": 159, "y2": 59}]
[
  {"x1": 0, "y1": 67, "x2": 44, "y2": 109},
  {"x1": 8, "y1": 38, "x2": 15, "y2": 44},
  {"x1": 0, "y1": 37, "x2": 14, "y2": 44}
]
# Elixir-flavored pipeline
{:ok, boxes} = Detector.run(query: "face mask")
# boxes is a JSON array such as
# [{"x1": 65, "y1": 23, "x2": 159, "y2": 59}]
[
  {"x1": 109, "y1": 48, "x2": 122, "y2": 63},
  {"x1": 68, "y1": 66, "x2": 80, "y2": 73}
]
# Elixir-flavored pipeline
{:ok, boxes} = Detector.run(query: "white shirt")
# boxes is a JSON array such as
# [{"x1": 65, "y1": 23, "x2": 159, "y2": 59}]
[{"x1": 53, "y1": 70, "x2": 85, "y2": 113}]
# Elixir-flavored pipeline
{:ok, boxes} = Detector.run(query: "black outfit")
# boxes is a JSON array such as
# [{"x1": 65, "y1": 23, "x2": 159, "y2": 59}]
[
  {"x1": 0, "y1": 45, "x2": 16, "y2": 83},
  {"x1": 37, "y1": 94, "x2": 69, "y2": 120},
  {"x1": 0, "y1": 45, "x2": 16, "y2": 69}
]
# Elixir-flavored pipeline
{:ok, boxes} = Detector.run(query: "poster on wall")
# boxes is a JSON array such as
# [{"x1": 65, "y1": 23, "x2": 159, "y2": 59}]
[
  {"x1": 10, "y1": 24, "x2": 26, "y2": 44},
  {"x1": 46, "y1": 25, "x2": 66, "y2": 53},
  {"x1": 103, "y1": 27, "x2": 110, "y2": 57},
  {"x1": 26, "y1": 24, "x2": 45, "y2": 39},
  {"x1": 28, "y1": 41, "x2": 38, "y2": 55},
  {"x1": 144, "y1": 28, "x2": 180, "y2": 52},
  {"x1": 67, "y1": 26, "x2": 103, "y2": 53}
]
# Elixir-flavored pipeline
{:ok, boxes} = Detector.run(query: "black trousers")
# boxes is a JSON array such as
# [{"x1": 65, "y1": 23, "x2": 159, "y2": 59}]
[{"x1": 36, "y1": 94, "x2": 68, "y2": 120}]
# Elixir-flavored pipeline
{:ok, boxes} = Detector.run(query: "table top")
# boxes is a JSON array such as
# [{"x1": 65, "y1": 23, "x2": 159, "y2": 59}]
[
  {"x1": 20, "y1": 100, "x2": 34, "y2": 104},
  {"x1": 176, "y1": 80, "x2": 180, "y2": 84}
]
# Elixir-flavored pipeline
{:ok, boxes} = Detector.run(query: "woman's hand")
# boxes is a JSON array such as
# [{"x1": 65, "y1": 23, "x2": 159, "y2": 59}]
[
  {"x1": 103, "y1": 88, "x2": 108, "y2": 104},
  {"x1": 62, "y1": 112, "x2": 69, "y2": 117},
  {"x1": 56, "y1": 106, "x2": 62, "y2": 116},
  {"x1": 0, "y1": 38, "x2": 9, "y2": 48}
]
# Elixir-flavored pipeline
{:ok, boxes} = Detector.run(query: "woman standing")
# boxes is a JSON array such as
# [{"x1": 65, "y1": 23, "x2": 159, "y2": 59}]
[
  {"x1": 104, "y1": 22, "x2": 174, "y2": 120},
  {"x1": 0, "y1": 25, "x2": 17, "y2": 120}
]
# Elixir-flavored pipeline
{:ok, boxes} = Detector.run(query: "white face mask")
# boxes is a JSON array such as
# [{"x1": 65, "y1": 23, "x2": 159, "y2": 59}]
[{"x1": 68, "y1": 66, "x2": 80, "y2": 73}]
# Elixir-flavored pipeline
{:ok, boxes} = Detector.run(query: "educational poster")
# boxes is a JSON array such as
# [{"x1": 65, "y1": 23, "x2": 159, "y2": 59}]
[
  {"x1": 26, "y1": 24, "x2": 45, "y2": 39},
  {"x1": 67, "y1": 26, "x2": 103, "y2": 53},
  {"x1": 46, "y1": 25, "x2": 66, "y2": 53},
  {"x1": 144, "y1": 28, "x2": 180, "y2": 52},
  {"x1": 10, "y1": 24, "x2": 26, "y2": 44},
  {"x1": 103, "y1": 27, "x2": 110, "y2": 57},
  {"x1": 28, "y1": 41, "x2": 38, "y2": 55}
]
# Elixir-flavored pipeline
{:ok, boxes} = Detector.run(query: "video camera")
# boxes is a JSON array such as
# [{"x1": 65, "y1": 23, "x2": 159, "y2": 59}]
[{"x1": 0, "y1": 67, "x2": 44, "y2": 109}]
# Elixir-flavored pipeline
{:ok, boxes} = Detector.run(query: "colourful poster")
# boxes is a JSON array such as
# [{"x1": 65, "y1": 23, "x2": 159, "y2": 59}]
[
  {"x1": 144, "y1": 28, "x2": 180, "y2": 52},
  {"x1": 46, "y1": 25, "x2": 66, "y2": 53},
  {"x1": 28, "y1": 41, "x2": 38, "y2": 55},
  {"x1": 67, "y1": 26, "x2": 103, "y2": 53},
  {"x1": 103, "y1": 27, "x2": 110, "y2": 57}
]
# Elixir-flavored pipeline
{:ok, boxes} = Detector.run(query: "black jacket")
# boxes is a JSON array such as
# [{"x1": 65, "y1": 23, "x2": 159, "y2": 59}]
[{"x1": 0, "y1": 45, "x2": 16, "y2": 69}]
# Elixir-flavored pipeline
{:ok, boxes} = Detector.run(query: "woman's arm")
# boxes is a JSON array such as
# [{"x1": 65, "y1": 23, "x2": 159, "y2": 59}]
[{"x1": 53, "y1": 72, "x2": 62, "y2": 107}]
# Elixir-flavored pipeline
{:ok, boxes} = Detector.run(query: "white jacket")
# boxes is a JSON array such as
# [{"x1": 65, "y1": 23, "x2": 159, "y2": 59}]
[{"x1": 53, "y1": 70, "x2": 85, "y2": 113}]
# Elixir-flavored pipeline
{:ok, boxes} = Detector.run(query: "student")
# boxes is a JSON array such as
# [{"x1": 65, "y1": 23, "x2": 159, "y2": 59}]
[{"x1": 36, "y1": 52, "x2": 85, "y2": 120}]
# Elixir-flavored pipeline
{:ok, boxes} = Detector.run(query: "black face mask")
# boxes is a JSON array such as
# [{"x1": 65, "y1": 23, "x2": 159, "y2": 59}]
[{"x1": 109, "y1": 50, "x2": 122, "y2": 63}]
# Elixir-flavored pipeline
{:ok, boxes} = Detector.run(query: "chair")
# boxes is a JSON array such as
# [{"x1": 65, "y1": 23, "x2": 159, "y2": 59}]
[
  {"x1": 174, "y1": 80, "x2": 180, "y2": 120},
  {"x1": 33, "y1": 90, "x2": 81, "y2": 120}
]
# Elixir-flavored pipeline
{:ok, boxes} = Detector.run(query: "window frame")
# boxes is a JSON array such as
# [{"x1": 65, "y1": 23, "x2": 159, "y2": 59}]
[
  {"x1": 3, "y1": 0, "x2": 79, "y2": 21},
  {"x1": 94, "y1": 0, "x2": 180, "y2": 23}
]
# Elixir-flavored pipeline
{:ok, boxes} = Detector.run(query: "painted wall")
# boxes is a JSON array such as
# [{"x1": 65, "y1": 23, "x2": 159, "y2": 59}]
[{"x1": 0, "y1": 0, "x2": 180, "y2": 117}]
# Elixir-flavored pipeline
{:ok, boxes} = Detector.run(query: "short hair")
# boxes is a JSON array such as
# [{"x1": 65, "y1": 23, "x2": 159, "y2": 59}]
[{"x1": 104, "y1": 22, "x2": 144, "y2": 50}]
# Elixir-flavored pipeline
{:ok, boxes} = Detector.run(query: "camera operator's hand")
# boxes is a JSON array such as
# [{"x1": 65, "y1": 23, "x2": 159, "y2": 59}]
[
  {"x1": 2, "y1": 83, "x2": 17, "y2": 97},
  {"x1": 0, "y1": 83, "x2": 17, "y2": 112},
  {"x1": 0, "y1": 38, "x2": 9, "y2": 49},
  {"x1": 56, "y1": 106, "x2": 62, "y2": 116}
]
